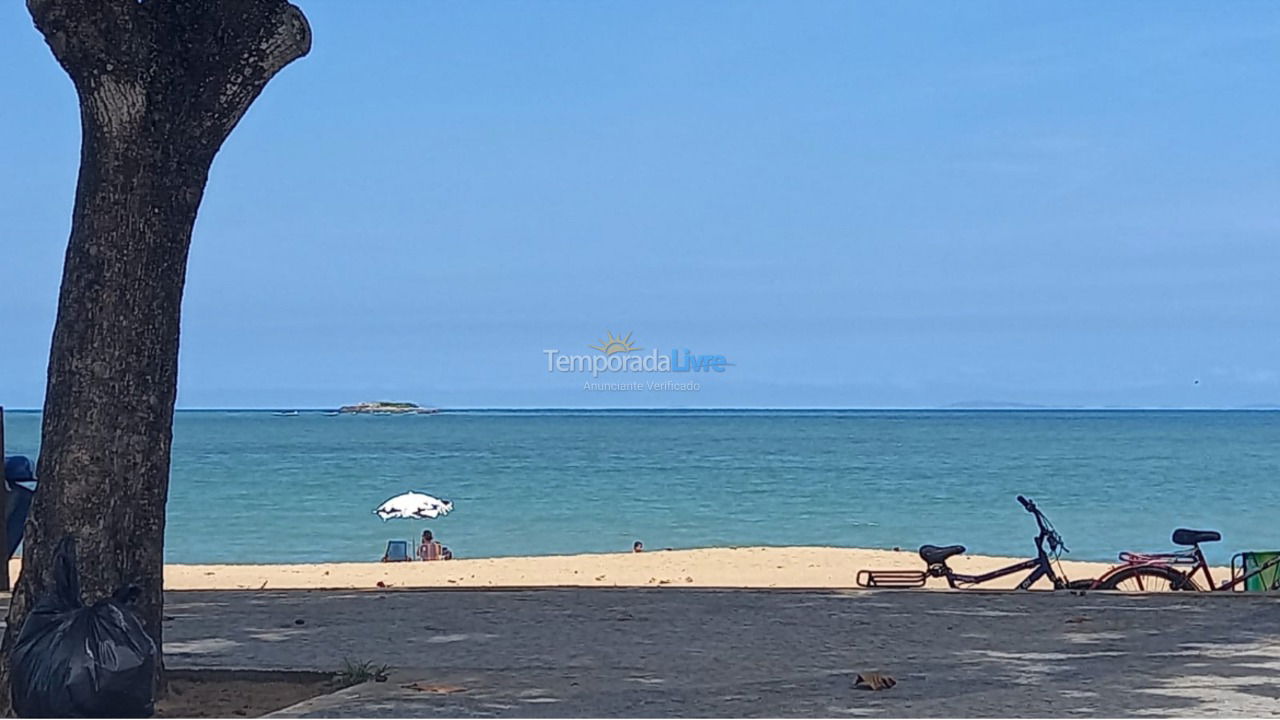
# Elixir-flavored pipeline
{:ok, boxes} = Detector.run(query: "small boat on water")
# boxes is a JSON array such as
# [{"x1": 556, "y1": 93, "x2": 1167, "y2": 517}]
[
  {"x1": 322, "y1": 411, "x2": 340, "y2": 417},
  {"x1": 273, "y1": 410, "x2": 300, "y2": 417}
]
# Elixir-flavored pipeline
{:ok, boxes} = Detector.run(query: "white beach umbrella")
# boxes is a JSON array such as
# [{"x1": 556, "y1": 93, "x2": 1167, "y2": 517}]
[{"x1": 374, "y1": 491, "x2": 454, "y2": 521}]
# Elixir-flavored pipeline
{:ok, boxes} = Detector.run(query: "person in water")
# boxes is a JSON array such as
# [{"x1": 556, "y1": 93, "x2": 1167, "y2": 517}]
[
  {"x1": 419, "y1": 529, "x2": 453, "y2": 561},
  {"x1": 633, "y1": 540, "x2": 644, "y2": 553}
]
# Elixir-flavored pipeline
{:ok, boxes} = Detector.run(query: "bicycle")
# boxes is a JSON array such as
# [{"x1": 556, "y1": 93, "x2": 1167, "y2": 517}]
[
  {"x1": 857, "y1": 495, "x2": 1089, "y2": 590},
  {"x1": 1090, "y1": 529, "x2": 1280, "y2": 592}
]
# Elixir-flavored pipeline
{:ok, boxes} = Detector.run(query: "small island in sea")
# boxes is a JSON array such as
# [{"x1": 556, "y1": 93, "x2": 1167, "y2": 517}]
[{"x1": 338, "y1": 401, "x2": 439, "y2": 415}]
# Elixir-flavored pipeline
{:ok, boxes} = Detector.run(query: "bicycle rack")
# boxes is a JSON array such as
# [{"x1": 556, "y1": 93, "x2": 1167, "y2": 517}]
[{"x1": 856, "y1": 569, "x2": 927, "y2": 588}]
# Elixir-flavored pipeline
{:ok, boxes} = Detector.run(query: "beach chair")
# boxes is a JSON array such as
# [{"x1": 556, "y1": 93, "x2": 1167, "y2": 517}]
[
  {"x1": 1231, "y1": 551, "x2": 1280, "y2": 592},
  {"x1": 382, "y1": 540, "x2": 412, "y2": 562}
]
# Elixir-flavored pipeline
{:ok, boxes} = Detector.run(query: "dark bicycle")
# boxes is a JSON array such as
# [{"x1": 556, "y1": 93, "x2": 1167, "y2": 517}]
[{"x1": 857, "y1": 495, "x2": 1088, "y2": 590}]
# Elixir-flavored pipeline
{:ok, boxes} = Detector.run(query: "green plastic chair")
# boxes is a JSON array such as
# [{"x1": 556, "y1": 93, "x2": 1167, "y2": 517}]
[{"x1": 1232, "y1": 552, "x2": 1280, "y2": 591}]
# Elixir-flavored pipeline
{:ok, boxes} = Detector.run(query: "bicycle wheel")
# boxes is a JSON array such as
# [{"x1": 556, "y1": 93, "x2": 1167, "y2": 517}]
[{"x1": 1097, "y1": 565, "x2": 1199, "y2": 592}]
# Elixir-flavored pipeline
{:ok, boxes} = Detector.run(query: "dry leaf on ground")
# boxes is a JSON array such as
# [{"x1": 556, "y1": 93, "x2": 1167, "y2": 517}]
[
  {"x1": 854, "y1": 672, "x2": 897, "y2": 691},
  {"x1": 403, "y1": 682, "x2": 467, "y2": 694}
]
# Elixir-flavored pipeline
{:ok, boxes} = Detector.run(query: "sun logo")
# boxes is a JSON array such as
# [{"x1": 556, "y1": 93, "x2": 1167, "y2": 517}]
[{"x1": 589, "y1": 331, "x2": 641, "y2": 355}]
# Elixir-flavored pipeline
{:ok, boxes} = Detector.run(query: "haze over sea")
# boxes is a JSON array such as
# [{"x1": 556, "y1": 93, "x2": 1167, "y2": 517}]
[{"x1": 4, "y1": 409, "x2": 1275, "y2": 566}]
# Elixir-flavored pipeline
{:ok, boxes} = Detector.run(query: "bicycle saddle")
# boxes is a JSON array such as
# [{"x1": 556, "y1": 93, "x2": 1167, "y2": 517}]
[
  {"x1": 1171, "y1": 528, "x2": 1220, "y2": 546},
  {"x1": 919, "y1": 544, "x2": 966, "y2": 564}
]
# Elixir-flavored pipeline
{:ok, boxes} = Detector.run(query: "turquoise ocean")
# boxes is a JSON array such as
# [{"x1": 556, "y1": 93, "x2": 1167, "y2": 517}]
[{"x1": 3, "y1": 410, "x2": 1276, "y2": 565}]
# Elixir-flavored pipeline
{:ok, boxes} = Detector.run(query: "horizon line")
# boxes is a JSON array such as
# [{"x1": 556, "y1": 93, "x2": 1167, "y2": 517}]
[{"x1": 5, "y1": 406, "x2": 1280, "y2": 413}]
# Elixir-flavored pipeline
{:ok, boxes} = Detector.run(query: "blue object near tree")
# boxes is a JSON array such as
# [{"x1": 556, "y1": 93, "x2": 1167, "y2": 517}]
[{"x1": 5, "y1": 455, "x2": 37, "y2": 559}]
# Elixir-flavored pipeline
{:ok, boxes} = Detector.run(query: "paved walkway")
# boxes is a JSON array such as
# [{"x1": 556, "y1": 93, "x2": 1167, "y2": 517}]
[{"x1": 145, "y1": 588, "x2": 1280, "y2": 717}]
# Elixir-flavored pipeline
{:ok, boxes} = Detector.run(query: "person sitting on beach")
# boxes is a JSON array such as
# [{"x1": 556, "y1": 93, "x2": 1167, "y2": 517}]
[
  {"x1": 633, "y1": 540, "x2": 644, "y2": 553},
  {"x1": 419, "y1": 530, "x2": 452, "y2": 561}
]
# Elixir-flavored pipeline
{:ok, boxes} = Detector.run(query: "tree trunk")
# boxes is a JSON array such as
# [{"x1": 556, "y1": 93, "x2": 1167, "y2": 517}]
[{"x1": 1, "y1": 1, "x2": 309, "y2": 712}]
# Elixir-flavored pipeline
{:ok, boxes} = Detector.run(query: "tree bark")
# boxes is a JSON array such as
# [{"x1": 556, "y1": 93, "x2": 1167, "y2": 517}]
[{"x1": 1, "y1": 0, "x2": 309, "y2": 711}]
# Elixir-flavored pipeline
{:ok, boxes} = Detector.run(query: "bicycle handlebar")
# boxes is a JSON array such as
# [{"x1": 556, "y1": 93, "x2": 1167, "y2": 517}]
[{"x1": 1017, "y1": 495, "x2": 1067, "y2": 554}]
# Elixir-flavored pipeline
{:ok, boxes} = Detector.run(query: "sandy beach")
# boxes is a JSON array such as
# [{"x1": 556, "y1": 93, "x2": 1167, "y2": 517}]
[{"x1": 10, "y1": 546, "x2": 1221, "y2": 592}]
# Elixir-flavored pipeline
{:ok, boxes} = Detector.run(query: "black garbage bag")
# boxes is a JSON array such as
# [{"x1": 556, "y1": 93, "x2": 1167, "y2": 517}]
[{"x1": 10, "y1": 536, "x2": 157, "y2": 718}]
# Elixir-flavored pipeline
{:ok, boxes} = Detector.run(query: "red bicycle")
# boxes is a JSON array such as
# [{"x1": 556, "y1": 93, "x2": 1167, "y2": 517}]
[{"x1": 1090, "y1": 528, "x2": 1280, "y2": 592}]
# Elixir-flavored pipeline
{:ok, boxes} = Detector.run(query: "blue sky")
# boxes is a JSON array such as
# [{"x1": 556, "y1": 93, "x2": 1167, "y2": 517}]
[{"x1": 2, "y1": 3, "x2": 1279, "y2": 408}]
